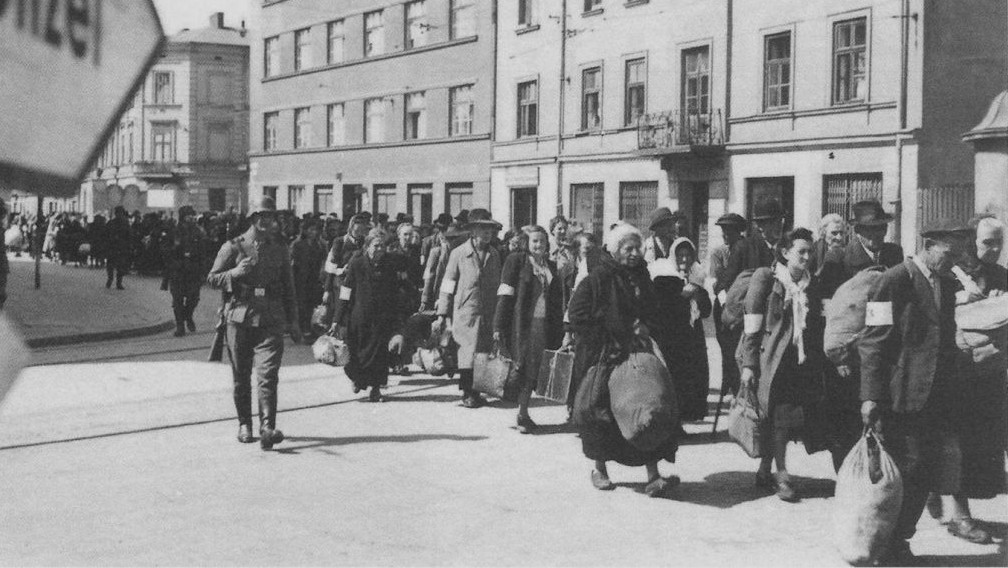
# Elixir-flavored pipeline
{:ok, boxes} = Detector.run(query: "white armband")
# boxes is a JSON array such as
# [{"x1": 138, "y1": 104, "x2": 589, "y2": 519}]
[
  {"x1": 440, "y1": 278, "x2": 457, "y2": 295},
  {"x1": 865, "y1": 302, "x2": 893, "y2": 326},
  {"x1": 339, "y1": 286, "x2": 352, "y2": 301},
  {"x1": 497, "y1": 283, "x2": 515, "y2": 296},
  {"x1": 324, "y1": 259, "x2": 340, "y2": 275},
  {"x1": 743, "y1": 314, "x2": 765, "y2": 334}
]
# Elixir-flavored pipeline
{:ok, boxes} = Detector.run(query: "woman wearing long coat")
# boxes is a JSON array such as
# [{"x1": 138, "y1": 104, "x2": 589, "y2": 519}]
[
  {"x1": 493, "y1": 226, "x2": 565, "y2": 433},
  {"x1": 650, "y1": 237, "x2": 712, "y2": 423},
  {"x1": 569, "y1": 223, "x2": 679, "y2": 497},
  {"x1": 332, "y1": 229, "x2": 409, "y2": 402},
  {"x1": 290, "y1": 221, "x2": 327, "y2": 339},
  {"x1": 435, "y1": 209, "x2": 503, "y2": 408},
  {"x1": 740, "y1": 228, "x2": 826, "y2": 502}
]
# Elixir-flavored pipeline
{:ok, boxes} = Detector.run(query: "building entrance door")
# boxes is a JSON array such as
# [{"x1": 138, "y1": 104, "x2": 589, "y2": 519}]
[
  {"x1": 511, "y1": 187, "x2": 537, "y2": 229},
  {"x1": 342, "y1": 184, "x2": 366, "y2": 219},
  {"x1": 684, "y1": 181, "x2": 709, "y2": 260}
]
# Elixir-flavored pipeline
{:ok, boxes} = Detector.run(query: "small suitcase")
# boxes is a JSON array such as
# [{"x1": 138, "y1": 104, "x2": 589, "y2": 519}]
[{"x1": 535, "y1": 349, "x2": 575, "y2": 402}]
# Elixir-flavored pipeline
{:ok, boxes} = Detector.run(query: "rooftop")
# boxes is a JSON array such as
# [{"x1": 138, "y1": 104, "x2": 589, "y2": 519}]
[{"x1": 169, "y1": 12, "x2": 250, "y2": 47}]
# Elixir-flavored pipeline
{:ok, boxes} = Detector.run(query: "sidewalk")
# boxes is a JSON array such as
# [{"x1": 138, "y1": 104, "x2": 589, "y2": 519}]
[{"x1": 4, "y1": 256, "x2": 176, "y2": 347}]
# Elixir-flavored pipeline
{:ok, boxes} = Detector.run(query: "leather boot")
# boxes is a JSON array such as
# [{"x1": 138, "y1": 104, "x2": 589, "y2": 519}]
[
  {"x1": 173, "y1": 306, "x2": 186, "y2": 337},
  {"x1": 237, "y1": 423, "x2": 253, "y2": 443},
  {"x1": 259, "y1": 391, "x2": 283, "y2": 450}
]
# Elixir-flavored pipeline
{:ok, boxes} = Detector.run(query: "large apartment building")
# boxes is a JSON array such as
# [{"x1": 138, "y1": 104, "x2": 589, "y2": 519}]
[
  {"x1": 74, "y1": 13, "x2": 251, "y2": 217},
  {"x1": 249, "y1": 0, "x2": 495, "y2": 225},
  {"x1": 490, "y1": 0, "x2": 1007, "y2": 254}
]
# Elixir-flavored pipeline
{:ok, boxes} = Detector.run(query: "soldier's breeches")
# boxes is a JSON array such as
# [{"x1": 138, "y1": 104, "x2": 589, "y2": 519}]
[{"x1": 229, "y1": 325, "x2": 285, "y2": 429}]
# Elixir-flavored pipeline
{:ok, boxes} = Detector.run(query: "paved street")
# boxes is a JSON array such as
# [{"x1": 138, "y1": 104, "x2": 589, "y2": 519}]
[{"x1": 1, "y1": 263, "x2": 1006, "y2": 566}]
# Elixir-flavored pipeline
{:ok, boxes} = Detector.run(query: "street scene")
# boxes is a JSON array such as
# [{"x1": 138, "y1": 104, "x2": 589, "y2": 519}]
[{"x1": 1, "y1": 0, "x2": 1007, "y2": 566}]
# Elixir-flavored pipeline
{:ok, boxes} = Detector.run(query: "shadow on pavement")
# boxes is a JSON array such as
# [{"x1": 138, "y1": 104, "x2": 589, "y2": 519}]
[
  {"x1": 632, "y1": 471, "x2": 838, "y2": 508},
  {"x1": 274, "y1": 434, "x2": 488, "y2": 455},
  {"x1": 386, "y1": 394, "x2": 462, "y2": 404},
  {"x1": 395, "y1": 377, "x2": 454, "y2": 387}
]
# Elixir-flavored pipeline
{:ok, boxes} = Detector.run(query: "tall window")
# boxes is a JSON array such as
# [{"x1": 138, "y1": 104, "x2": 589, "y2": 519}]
[
  {"x1": 153, "y1": 71, "x2": 173, "y2": 104},
  {"x1": 314, "y1": 185, "x2": 335, "y2": 214},
  {"x1": 151, "y1": 123, "x2": 176, "y2": 162},
  {"x1": 450, "y1": 0, "x2": 476, "y2": 39},
  {"x1": 327, "y1": 103, "x2": 345, "y2": 147},
  {"x1": 365, "y1": 10, "x2": 385, "y2": 57},
  {"x1": 450, "y1": 85, "x2": 474, "y2": 136},
  {"x1": 404, "y1": 92, "x2": 427, "y2": 140},
  {"x1": 408, "y1": 184, "x2": 433, "y2": 225},
  {"x1": 583, "y1": 0, "x2": 602, "y2": 12},
  {"x1": 207, "y1": 72, "x2": 231, "y2": 105},
  {"x1": 374, "y1": 184, "x2": 397, "y2": 215},
  {"x1": 365, "y1": 98, "x2": 386, "y2": 143},
  {"x1": 833, "y1": 17, "x2": 867, "y2": 104},
  {"x1": 288, "y1": 185, "x2": 305, "y2": 215},
  {"x1": 446, "y1": 183, "x2": 474, "y2": 216},
  {"x1": 208, "y1": 188, "x2": 227, "y2": 212},
  {"x1": 208, "y1": 124, "x2": 232, "y2": 162},
  {"x1": 405, "y1": 1, "x2": 427, "y2": 49},
  {"x1": 327, "y1": 20, "x2": 345, "y2": 64},
  {"x1": 764, "y1": 32, "x2": 792, "y2": 111},
  {"x1": 294, "y1": 107, "x2": 312, "y2": 149},
  {"x1": 294, "y1": 28, "x2": 312, "y2": 71},
  {"x1": 517, "y1": 80, "x2": 538, "y2": 137},
  {"x1": 518, "y1": 0, "x2": 535, "y2": 26},
  {"x1": 581, "y1": 67, "x2": 602, "y2": 131},
  {"x1": 625, "y1": 58, "x2": 646, "y2": 126},
  {"x1": 263, "y1": 186, "x2": 278, "y2": 202},
  {"x1": 571, "y1": 183, "x2": 604, "y2": 238},
  {"x1": 264, "y1": 112, "x2": 279, "y2": 151},
  {"x1": 264, "y1": 36, "x2": 280, "y2": 77},
  {"x1": 619, "y1": 181, "x2": 658, "y2": 235},
  {"x1": 682, "y1": 46, "x2": 710, "y2": 116}
]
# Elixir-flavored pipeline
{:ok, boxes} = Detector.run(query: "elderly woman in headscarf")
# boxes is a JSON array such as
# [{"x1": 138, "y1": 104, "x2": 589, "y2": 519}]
[
  {"x1": 650, "y1": 237, "x2": 712, "y2": 424},
  {"x1": 568, "y1": 222, "x2": 679, "y2": 497},
  {"x1": 493, "y1": 225, "x2": 565, "y2": 434},
  {"x1": 331, "y1": 228, "x2": 410, "y2": 402},
  {"x1": 739, "y1": 227, "x2": 827, "y2": 502}
]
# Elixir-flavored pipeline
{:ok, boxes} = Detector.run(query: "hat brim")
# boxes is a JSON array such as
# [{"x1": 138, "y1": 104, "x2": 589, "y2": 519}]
[
  {"x1": 715, "y1": 218, "x2": 746, "y2": 227},
  {"x1": 466, "y1": 220, "x2": 502, "y2": 230},
  {"x1": 851, "y1": 216, "x2": 894, "y2": 226},
  {"x1": 752, "y1": 213, "x2": 783, "y2": 221}
]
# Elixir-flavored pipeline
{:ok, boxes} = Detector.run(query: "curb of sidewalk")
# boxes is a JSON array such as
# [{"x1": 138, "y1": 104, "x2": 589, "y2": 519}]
[{"x1": 26, "y1": 320, "x2": 177, "y2": 349}]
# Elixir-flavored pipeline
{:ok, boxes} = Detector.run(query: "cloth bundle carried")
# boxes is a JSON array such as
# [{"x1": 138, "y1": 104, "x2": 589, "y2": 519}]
[
  {"x1": 955, "y1": 294, "x2": 1008, "y2": 373},
  {"x1": 310, "y1": 304, "x2": 331, "y2": 333},
  {"x1": 312, "y1": 334, "x2": 350, "y2": 367},
  {"x1": 824, "y1": 266, "x2": 887, "y2": 367},
  {"x1": 608, "y1": 348, "x2": 678, "y2": 452}
]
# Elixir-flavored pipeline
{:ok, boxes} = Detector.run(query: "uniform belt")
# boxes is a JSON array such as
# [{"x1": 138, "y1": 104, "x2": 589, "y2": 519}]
[{"x1": 235, "y1": 283, "x2": 283, "y2": 300}]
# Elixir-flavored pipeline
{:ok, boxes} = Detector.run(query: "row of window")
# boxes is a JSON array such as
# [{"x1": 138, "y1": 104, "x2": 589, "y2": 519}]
[
  {"x1": 263, "y1": 85, "x2": 475, "y2": 151},
  {"x1": 97, "y1": 122, "x2": 235, "y2": 167},
  {"x1": 261, "y1": 182, "x2": 474, "y2": 224},
  {"x1": 518, "y1": 0, "x2": 643, "y2": 27},
  {"x1": 507, "y1": 180, "x2": 657, "y2": 235},
  {"x1": 264, "y1": 0, "x2": 476, "y2": 78}
]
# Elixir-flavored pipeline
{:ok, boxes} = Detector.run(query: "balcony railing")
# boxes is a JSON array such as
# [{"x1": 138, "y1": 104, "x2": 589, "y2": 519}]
[{"x1": 637, "y1": 109, "x2": 724, "y2": 151}]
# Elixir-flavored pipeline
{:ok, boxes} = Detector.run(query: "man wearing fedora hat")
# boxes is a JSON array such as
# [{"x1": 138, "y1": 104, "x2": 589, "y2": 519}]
[
  {"x1": 859, "y1": 219, "x2": 972, "y2": 564},
  {"x1": 421, "y1": 223, "x2": 469, "y2": 312},
  {"x1": 643, "y1": 207, "x2": 688, "y2": 264},
  {"x1": 709, "y1": 212, "x2": 747, "y2": 394},
  {"x1": 724, "y1": 199, "x2": 785, "y2": 290},
  {"x1": 820, "y1": 200, "x2": 904, "y2": 299},
  {"x1": 208, "y1": 195, "x2": 301, "y2": 450},
  {"x1": 422, "y1": 212, "x2": 455, "y2": 266},
  {"x1": 435, "y1": 208, "x2": 503, "y2": 408}
]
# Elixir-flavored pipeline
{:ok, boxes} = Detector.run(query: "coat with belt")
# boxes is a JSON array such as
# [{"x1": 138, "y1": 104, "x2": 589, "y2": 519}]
[
  {"x1": 740, "y1": 266, "x2": 826, "y2": 415},
  {"x1": 436, "y1": 239, "x2": 502, "y2": 369},
  {"x1": 859, "y1": 259, "x2": 959, "y2": 416},
  {"x1": 493, "y1": 253, "x2": 565, "y2": 378},
  {"x1": 819, "y1": 239, "x2": 904, "y2": 298}
]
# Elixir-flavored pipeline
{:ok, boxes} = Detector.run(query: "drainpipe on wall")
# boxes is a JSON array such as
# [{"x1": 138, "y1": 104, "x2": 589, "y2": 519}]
[
  {"x1": 490, "y1": 0, "x2": 498, "y2": 213},
  {"x1": 555, "y1": 0, "x2": 567, "y2": 217},
  {"x1": 724, "y1": 0, "x2": 733, "y2": 145},
  {"x1": 893, "y1": 0, "x2": 911, "y2": 244}
]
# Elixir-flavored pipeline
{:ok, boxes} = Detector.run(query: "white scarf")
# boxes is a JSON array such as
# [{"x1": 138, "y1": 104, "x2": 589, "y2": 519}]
[
  {"x1": 529, "y1": 254, "x2": 552, "y2": 287},
  {"x1": 773, "y1": 262, "x2": 810, "y2": 364}
]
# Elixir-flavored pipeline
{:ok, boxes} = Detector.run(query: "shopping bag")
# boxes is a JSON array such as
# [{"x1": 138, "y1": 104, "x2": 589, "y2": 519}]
[
  {"x1": 472, "y1": 346, "x2": 515, "y2": 399},
  {"x1": 312, "y1": 334, "x2": 350, "y2": 367},
  {"x1": 727, "y1": 384, "x2": 764, "y2": 458},
  {"x1": 609, "y1": 351, "x2": 678, "y2": 451},
  {"x1": 535, "y1": 348, "x2": 575, "y2": 402},
  {"x1": 833, "y1": 429, "x2": 904, "y2": 566}
]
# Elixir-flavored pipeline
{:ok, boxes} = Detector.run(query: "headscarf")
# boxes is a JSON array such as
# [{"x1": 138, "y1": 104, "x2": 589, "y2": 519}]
[
  {"x1": 773, "y1": 261, "x2": 810, "y2": 364},
  {"x1": 648, "y1": 237, "x2": 703, "y2": 326}
]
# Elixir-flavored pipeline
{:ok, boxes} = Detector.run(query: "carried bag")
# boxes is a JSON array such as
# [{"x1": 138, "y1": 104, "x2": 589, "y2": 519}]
[
  {"x1": 472, "y1": 344, "x2": 517, "y2": 399},
  {"x1": 955, "y1": 294, "x2": 1008, "y2": 372},
  {"x1": 535, "y1": 348, "x2": 575, "y2": 402},
  {"x1": 572, "y1": 352, "x2": 612, "y2": 429},
  {"x1": 824, "y1": 266, "x2": 887, "y2": 366},
  {"x1": 417, "y1": 346, "x2": 448, "y2": 376},
  {"x1": 833, "y1": 429, "x2": 904, "y2": 566},
  {"x1": 608, "y1": 350, "x2": 679, "y2": 452},
  {"x1": 312, "y1": 333, "x2": 350, "y2": 367},
  {"x1": 720, "y1": 268, "x2": 757, "y2": 330},
  {"x1": 310, "y1": 304, "x2": 331, "y2": 332},
  {"x1": 727, "y1": 383, "x2": 764, "y2": 458}
]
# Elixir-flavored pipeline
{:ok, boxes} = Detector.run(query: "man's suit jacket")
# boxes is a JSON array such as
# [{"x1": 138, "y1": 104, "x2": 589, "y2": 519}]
[
  {"x1": 820, "y1": 239, "x2": 904, "y2": 298},
  {"x1": 859, "y1": 259, "x2": 958, "y2": 414},
  {"x1": 723, "y1": 233, "x2": 776, "y2": 290}
]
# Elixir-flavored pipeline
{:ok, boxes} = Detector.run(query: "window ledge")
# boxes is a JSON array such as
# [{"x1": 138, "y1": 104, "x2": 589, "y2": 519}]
[
  {"x1": 729, "y1": 101, "x2": 897, "y2": 124},
  {"x1": 515, "y1": 24, "x2": 540, "y2": 35},
  {"x1": 146, "y1": 104, "x2": 183, "y2": 109},
  {"x1": 624, "y1": 0, "x2": 649, "y2": 7},
  {"x1": 250, "y1": 133, "x2": 491, "y2": 157},
  {"x1": 582, "y1": 8, "x2": 603, "y2": 18}
]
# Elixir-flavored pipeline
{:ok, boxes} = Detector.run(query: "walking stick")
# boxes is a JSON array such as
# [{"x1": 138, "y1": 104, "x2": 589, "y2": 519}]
[{"x1": 712, "y1": 383, "x2": 728, "y2": 436}]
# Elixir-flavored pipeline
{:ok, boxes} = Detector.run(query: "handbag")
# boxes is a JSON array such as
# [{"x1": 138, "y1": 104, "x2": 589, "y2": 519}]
[
  {"x1": 535, "y1": 348, "x2": 575, "y2": 402},
  {"x1": 727, "y1": 383, "x2": 764, "y2": 458},
  {"x1": 472, "y1": 343, "x2": 516, "y2": 399}
]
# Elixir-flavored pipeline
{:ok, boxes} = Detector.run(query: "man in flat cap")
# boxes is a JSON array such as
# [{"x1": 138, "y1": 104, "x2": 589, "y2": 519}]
[
  {"x1": 208, "y1": 195, "x2": 301, "y2": 450},
  {"x1": 859, "y1": 218, "x2": 971, "y2": 564},
  {"x1": 709, "y1": 212, "x2": 747, "y2": 394}
]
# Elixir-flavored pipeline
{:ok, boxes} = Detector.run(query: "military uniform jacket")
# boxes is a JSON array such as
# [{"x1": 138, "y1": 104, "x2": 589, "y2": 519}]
[
  {"x1": 858, "y1": 259, "x2": 958, "y2": 415},
  {"x1": 819, "y1": 239, "x2": 904, "y2": 298},
  {"x1": 437, "y1": 239, "x2": 502, "y2": 368},
  {"x1": 207, "y1": 230, "x2": 298, "y2": 332}
]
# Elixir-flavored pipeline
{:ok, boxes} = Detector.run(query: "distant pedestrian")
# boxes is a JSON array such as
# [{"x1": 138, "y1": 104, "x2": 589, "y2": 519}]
[
  {"x1": 162, "y1": 206, "x2": 208, "y2": 337},
  {"x1": 709, "y1": 213, "x2": 746, "y2": 395},
  {"x1": 290, "y1": 220, "x2": 327, "y2": 339},
  {"x1": 421, "y1": 223, "x2": 468, "y2": 312},
  {"x1": 435, "y1": 208, "x2": 503, "y2": 408},
  {"x1": 643, "y1": 207, "x2": 685, "y2": 263},
  {"x1": 105, "y1": 206, "x2": 132, "y2": 290},
  {"x1": 207, "y1": 196, "x2": 301, "y2": 450},
  {"x1": 811, "y1": 213, "x2": 846, "y2": 277}
]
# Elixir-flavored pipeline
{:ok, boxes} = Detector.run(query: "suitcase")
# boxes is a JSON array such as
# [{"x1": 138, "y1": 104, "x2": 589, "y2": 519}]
[{"x1": 535, "y1": 349, "x2": 575, "y2": 402}]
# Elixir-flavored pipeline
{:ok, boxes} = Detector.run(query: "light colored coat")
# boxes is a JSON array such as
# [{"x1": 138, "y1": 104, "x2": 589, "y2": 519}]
[{"x1": 436, "y1": 239, "x2": 502, "y2": 368}]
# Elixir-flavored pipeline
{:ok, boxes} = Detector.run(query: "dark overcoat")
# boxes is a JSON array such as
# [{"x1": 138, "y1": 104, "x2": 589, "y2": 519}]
[{"x1": 652, "y1": 275, "x2": 712, "y2": 422}]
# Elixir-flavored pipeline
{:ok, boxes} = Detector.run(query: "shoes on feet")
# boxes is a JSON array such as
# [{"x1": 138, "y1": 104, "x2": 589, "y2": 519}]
[
  {"x1": 591, "y1": 470, "x2": 615, "y2": 491},
  {"x1": 775, "y1": 472, "x2": 799, "y2": 503},
  {"x1": 516, "y1": 414, "x2": 537, "y2": 434},
  {"x1": 173, "y1": 327, "x2": 185, "y2": 337},
  {"x1": 881, "y1": 540, "x2": 917, "y2": 567},
  {"x1": 186, "y1": 319, "x2": 196, "y2": 332},
  {"x1": 644, "y1": 476, "x2": 674, "y2": 498},
  {"x1": 369, "y1": 388, "x2": 385, "y2": 403},
  {"x1": 947, "y1": 518, "x2": 992, "y2": 545},
  {"x1": 755, "y1": 470, "x2": 775, "y2": 491},
  {"x1": 237, "y1": 424, "x2": 254, "y2": 443},
  {"x1": 260, "y1": 428, "x2": 284, "y2": 450},
  {"x1": 461, "y1": 394, "x2": 482, "y2": 409}
]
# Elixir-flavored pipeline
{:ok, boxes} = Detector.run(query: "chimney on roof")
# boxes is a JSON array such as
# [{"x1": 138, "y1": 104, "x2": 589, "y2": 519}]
[{"x1": 210, "y1": 12, "x2": 225, "y2": 29}]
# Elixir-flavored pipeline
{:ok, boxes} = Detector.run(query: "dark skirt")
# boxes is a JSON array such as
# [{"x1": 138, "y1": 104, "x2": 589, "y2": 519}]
[
  {"x1": 762, "y1": 345, "x2": 826, "y2": 450},
  {"x1": 345, "y1": 317, "x2": 392, "y2": 389},
  {"x1": 656, "y1": 323, "x2": 710, "y2": 422},
  {"x1": 956, "y1": 369, "x2": 1007, "y2": 499},
  {"x1": 515, "y1": 316, "x2": 546, "y2": 388}
]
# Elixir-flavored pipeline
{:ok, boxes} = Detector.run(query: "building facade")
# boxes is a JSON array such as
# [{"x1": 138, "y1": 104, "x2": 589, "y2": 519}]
[
  {"x1": 73, "y1": 13, "x2": 251, "y2": 218},
  {"x1": 491, "y1": 0, "x2": 1007, "y2": 254},
  {"x1": 249, "y1": 0, "x2": 495, "y2": 225}
]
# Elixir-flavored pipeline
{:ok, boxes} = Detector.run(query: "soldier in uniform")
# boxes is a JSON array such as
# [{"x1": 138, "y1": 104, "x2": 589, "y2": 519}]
[
  {"x1": 163, "y1": 205, "x2": 208, "y2": 337},
  {"x1": 859, "y1": 219, "x2": 970, "y2": 565},
  {"x1": 207, "y1": 196, "x2": 301, "y2": 450}
]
